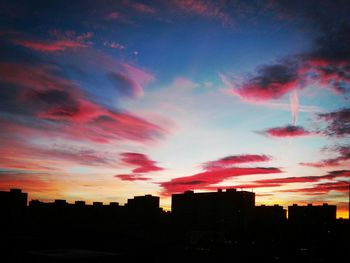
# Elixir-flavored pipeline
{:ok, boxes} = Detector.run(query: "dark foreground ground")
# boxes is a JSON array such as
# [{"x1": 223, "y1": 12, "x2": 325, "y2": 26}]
[{"x1": 1, "y1": 219, "x2": 349, "y2": 263}]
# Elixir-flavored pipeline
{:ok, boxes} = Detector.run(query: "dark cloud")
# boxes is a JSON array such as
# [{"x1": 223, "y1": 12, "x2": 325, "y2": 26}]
[
  {"x1": 224, "y1": 4, "x2": 350, "y2": 100},
  {"x1": 107, "y1": 72, "x2": 141, "y2": 98},
  {"x1": 230, "y1": 61, "x2": 299, "y2": 101},
  {"x1": 317, "y1": 108, "x2": 350, "y2": 137},
  {"x1": 23, "y1": 89, "x2": 80, "y2": 117},
  {"x1": 267, "y1": 0, "x2": 350, "y2": 27},
  {"x1": 308, "y1": 23, "x2": 350, "y2": 62}
]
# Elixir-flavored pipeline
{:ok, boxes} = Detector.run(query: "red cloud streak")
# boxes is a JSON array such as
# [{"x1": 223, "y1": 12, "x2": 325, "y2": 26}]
[
  {"x1": 280, "y1": 181, "x2": 349, "y2": 195},
  {"x1": 251, "y1": 170, "x2": 350, "y2": 187},
  {"x1": 160, "y1": 167, "x2": 282, "y2": 195},
  {"x1": 205, "y1": 170, "x2": 350, "y2": 190}
]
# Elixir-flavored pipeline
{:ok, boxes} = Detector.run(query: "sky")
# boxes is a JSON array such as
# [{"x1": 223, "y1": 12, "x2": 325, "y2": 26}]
[{"x1": 0, "y1": 0, "x2": 349, "y2": 218}]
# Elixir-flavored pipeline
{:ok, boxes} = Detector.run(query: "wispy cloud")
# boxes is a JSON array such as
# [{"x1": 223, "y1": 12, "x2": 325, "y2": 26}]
[
  {"x1": 171, "y1": 0, "x2": 233, "y2": 25},
  {"x1": 7, "y1": 30, "x2": 93, "y2": 52},
  {"x1": 203, "y1": 154, "x2": 271, "y2": 170},
  {"x1": 300, "y1": 145, "x2": 350, "y2": 167},
  {"x1": 103, "y1": 41, "x2": 125, "y2": 49},
  {"x1": 125, "y1": 1, "x2": 157, "y2": 14},
  {"x1": 279, "y1": 181, "x2": 349, "y2": 195}
]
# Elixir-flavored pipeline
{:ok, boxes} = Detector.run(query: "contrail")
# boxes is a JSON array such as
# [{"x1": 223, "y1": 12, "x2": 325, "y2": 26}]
[{"x1": 290, "y1": 89, "x2": 299, "y2": 126}]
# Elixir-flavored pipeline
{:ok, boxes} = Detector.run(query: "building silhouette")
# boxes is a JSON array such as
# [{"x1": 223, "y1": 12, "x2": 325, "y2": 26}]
[
  {"x1": 172, "y1": 188, "x2": 255, "y2": 228},
  {"x1": 254, "y1": 204, "x2": 287, "y2": 224},
  {"x1": 125, "y1": 194, "x2": 161, "y2": 223},
  {"x1": 288, "y1": 203, "x2": 336, "y2": 224},
  {"x1": 0, "y1": 188, "x2": 27, "y2": 227}
]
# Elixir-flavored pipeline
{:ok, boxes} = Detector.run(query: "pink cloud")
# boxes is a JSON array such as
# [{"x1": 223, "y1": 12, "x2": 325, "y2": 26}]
[
  {"x1": 12, "y1": 39, "x2": 87, "y2": 52},
  {"x1": 261, "y1": 125, "x2": 311, "y2": 137},
  {"x1": 114, "y1": 152, "x2": 163, "y2": 182}
]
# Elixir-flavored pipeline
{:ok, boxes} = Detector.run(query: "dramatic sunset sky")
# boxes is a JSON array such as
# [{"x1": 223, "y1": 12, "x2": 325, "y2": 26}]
[{"x1": 0, "y1": 0, "x2": 349, "y2": 218}]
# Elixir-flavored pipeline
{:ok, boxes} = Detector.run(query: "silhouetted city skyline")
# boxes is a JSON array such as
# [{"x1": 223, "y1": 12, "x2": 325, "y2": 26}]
[
  {"x1": 0, "y1": 188, "x2": 341, "y2": 223},
  {"x1": 0, "y1": 188, "x2": 348, "y2": 262}
]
